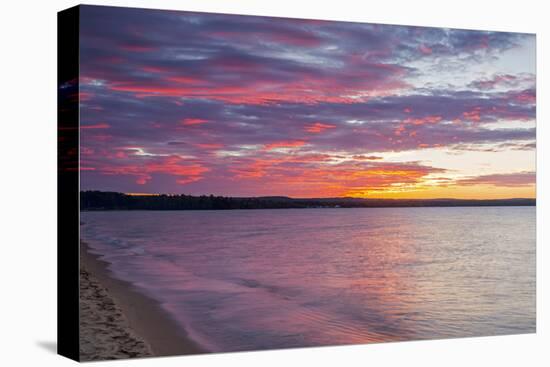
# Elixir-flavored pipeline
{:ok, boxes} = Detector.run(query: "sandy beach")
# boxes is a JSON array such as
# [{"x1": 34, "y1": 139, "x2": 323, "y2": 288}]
[{"x1": 79, "y1": 241, "x2": 205, "y2": 361}]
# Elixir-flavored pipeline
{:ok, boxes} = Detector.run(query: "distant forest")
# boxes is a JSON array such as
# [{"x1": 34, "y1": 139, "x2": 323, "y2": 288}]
[{"x1": 80, "y1": 191, "x2": 536, "y2": 210}]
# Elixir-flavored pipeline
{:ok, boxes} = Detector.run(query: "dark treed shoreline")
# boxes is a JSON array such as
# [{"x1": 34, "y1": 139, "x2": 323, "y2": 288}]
[{"x1": 81, "y1": 191, "x2": 535, "y2": 211}]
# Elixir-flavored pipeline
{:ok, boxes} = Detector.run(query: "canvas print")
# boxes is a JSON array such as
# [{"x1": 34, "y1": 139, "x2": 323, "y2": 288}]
[{"x1": 58, "y1": 4, "x2": 536, "y2": 361}]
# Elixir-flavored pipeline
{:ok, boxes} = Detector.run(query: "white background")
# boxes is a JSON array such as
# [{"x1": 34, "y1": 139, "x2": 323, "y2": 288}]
[{"x1": 0, "y1": 0, "x2": 547, "y2": 365}]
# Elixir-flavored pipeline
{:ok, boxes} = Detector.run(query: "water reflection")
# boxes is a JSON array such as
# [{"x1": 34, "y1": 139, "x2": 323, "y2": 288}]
[{"x1": 82, "y1": 207, "x2": 535, "y2": 352}]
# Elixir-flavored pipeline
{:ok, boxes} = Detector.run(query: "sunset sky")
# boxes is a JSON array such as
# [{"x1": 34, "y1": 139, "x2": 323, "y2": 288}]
[{"x1": 78, "y1": 5, "x2": 536, "y2": 199}]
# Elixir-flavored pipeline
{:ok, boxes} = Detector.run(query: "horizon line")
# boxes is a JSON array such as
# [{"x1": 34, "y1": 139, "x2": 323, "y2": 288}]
[{"x1": 80, "y1": 190, "x2": 536, "y2": 201}]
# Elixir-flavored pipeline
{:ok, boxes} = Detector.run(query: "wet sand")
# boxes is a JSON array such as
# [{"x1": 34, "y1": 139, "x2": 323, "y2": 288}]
[{"x1": 79, "y1": 241, "x2": 205, "y2": 361}]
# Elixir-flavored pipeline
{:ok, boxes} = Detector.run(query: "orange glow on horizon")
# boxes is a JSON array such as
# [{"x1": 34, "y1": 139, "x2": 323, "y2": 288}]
[
  {"x1": 344, "y1": 184, "x2": 536, "y2": 200},
  {"x1": 122, "y1": 183, "x2": 535, "y2": 201}
]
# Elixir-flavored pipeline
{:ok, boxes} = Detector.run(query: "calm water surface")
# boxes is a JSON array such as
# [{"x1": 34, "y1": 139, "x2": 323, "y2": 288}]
[{"x1": 81, "y1": 207, "x2": 535, "y2": 352}]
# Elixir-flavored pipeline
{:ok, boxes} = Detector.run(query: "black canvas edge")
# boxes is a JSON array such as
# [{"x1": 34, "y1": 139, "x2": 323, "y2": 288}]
[{"x1": 58, "y1": 5, "x2": 80, "y2": 362}]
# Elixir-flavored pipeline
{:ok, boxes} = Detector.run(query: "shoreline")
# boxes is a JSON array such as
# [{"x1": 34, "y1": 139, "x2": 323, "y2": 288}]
[{"x1": 80, "y1": 240, "x2": 206, "y2": 360}]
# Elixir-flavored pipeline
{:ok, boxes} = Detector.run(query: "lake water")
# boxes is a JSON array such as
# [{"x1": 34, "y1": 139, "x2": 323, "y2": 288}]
[{"x1": 81, "y1": 207, "x2": 536, "y2": 352}]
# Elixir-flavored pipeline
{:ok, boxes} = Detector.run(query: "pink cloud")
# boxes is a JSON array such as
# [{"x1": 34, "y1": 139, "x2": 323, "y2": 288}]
[
  {"x1": 419, "y1": 44, "x2": 432, "y2": 55},
  {"x1": 305, "y1": 122, "x2": 336, "y2": 133},
  {"x1": 181, "y1": 118, "x2": 208, "y2": 126},
  {"x1": 403, "y1": 115, "x2": 442, "y2": 125},
  {"x1": 458, "y1": 171, "x2": 535, "y2": 187},
  {"x1": 100, "y1": 155, "x2": 210, "y2": 185},
  {"x1": 462, "y1": 107, "x2": 482, "y2": 122},
  {"x1": 81, "y1": 123, "x2": 110, "y2": 129}
]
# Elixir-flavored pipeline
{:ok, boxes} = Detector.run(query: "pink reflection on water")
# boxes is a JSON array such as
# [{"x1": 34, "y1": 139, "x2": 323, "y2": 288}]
[{"x1": 82, "y1": 207, "x2": 535, "y2": 352}]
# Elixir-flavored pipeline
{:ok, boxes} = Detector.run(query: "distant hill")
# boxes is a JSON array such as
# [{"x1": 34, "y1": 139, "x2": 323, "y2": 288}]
[{"x1": 80, "y1": 191, "x2": 536, "y2": 211}]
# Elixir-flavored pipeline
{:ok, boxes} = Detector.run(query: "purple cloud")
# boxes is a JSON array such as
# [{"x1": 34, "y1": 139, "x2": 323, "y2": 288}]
[
  {"x1": 458, "y1": 172, "x2": 535, "y2": 187},
  {"x1": 77, "y1": 5, "x2": 536, "y2": 196}
]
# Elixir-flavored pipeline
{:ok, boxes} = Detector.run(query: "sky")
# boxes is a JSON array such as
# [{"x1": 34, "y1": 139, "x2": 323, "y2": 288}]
[{"x1": 77, "y1": 5, "x2": 536, "y2": 199}]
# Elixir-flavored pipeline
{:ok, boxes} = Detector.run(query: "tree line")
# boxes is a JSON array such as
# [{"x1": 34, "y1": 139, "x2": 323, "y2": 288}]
[{"x1": 80, "y1": 191, "x2": 535, "y2": 211}]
